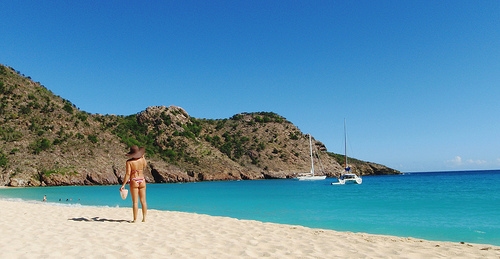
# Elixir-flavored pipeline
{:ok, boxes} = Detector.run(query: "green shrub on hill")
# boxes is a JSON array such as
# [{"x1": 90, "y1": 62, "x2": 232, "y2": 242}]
[
  {"x1": 30, "y1": 138, "x2": 51, "y2": 154},
  {"x1": 0, "y1": 152, "x2": 7, "y2": 167},
  {"x1": 111, "y1": 115, "x2": 157, "y2": 155},
  {"x1": 0, "y1": 126, "x2": 23, "y2": 142},
  {"x1": 63, "y1": 101, "x2": 74, "y2": 114}
]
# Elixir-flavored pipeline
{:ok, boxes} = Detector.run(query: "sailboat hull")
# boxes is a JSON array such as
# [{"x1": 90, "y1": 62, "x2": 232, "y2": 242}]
[
  {"x1": 296, "y1": 175, "x2": 327, "y2": 181},
  {"x1": 334, "y1": 173, "x2": 362, "y2": 184}
]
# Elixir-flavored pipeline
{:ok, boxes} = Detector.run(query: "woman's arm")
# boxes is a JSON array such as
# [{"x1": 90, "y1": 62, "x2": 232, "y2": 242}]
[
  {"x1": 121, "y1": 161, "x2": 131, "y2": 190},
  {"x1": 142, "y1": 156, "x2": 147, "y2": 170}
]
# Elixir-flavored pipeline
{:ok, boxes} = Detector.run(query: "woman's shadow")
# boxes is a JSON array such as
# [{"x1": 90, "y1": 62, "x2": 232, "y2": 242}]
[{"x1": 69, "y1": 217, "x2": 131, "y2": 223}]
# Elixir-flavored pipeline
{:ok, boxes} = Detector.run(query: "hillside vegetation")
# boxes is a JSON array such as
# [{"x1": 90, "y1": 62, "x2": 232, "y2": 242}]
[{"x1": 0, "y1": 64, "x2": 400, "y2": 186}]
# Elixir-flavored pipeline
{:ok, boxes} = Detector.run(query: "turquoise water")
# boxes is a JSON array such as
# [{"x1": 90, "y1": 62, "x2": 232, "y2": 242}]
[{"x1": 1, "y1": 170, "x2": 499, "y2": 246}]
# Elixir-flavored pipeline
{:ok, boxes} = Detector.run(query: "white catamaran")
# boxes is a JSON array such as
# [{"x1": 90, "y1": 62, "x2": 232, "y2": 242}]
[
  {"x1": 296, "y1": 134, "x2": 327, "y2": 181},
  {"x1": 334, "y1": 119, "x2": 362, "y2": 185}
]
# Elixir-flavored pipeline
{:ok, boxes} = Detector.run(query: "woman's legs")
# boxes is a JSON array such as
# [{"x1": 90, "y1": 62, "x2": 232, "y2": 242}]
[
  {"x1": 130, "y1": 184, "x2": 139, "y2": 222},
  {"x1": 138, "y1": 185, "x2": 147, "y2": 222},
  {"x1": 130, "y1": 180, "x2": 147, "y2": 222}
]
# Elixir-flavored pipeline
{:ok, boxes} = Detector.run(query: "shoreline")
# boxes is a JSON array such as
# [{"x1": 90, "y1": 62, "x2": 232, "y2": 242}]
[{"x1": 1, "y1": 199, "x2": 499, "y2": 258}]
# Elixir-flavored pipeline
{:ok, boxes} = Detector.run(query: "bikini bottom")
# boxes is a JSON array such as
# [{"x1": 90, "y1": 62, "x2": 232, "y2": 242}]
[{"x1": 131, "y1": 178, "x2": 145, "y2": 184}]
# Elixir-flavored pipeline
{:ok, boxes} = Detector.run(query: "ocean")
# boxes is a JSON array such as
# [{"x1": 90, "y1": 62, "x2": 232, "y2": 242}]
[{"x1": 1, "y1": 170, "x2": 499, "y2": 246}]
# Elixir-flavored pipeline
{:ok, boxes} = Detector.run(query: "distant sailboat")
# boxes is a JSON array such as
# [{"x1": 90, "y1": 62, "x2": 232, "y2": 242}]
[
  {"x1": 296, "y1": 134, "x2": 327, "y2": 181},
  {"x1": 333, "y1": 119, "x2": 362, "y2": 185}
]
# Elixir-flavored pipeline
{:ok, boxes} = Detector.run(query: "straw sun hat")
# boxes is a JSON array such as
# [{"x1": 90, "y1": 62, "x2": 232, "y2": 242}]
[{"x1": 126, "y1": 145, "x2": 145, "y2": 159}]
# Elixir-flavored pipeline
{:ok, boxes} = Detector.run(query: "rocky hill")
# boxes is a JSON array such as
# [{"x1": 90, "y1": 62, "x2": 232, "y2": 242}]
[{"x1": 0, "y1": 64, "x2": 400, "y2": 187}]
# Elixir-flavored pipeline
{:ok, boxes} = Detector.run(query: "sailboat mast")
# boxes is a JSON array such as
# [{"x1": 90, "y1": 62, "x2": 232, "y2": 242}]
[
  {"x1": 309, "y1": 134, "x2": 314, "y2": 176},
  {"x1": 344, "y1": 119, "x2": 348, "y2": 169}
]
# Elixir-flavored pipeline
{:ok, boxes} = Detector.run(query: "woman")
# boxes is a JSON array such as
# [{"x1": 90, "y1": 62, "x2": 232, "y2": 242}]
[{"x1": 120, "y1": 145, "x2": 148, "y2": 222}]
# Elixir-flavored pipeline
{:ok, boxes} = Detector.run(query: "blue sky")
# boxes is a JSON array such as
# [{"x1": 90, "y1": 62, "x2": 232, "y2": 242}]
[{"x1": 1, "y1": 1, "x2": 499, "y2": 172}]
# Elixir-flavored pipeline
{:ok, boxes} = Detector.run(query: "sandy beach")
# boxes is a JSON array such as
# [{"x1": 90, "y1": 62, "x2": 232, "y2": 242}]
[{"x1": 1, "y1": 199, "x2": 499, "y2": 258}]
